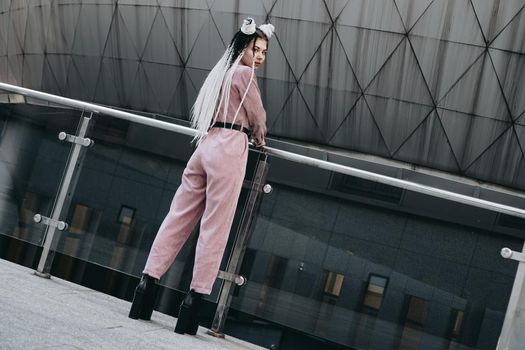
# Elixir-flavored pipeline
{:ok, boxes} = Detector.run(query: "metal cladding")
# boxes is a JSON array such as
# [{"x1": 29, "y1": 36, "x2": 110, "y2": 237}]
[{"x1": 1, "y1": 0, "x2": 524, "y2": 190}]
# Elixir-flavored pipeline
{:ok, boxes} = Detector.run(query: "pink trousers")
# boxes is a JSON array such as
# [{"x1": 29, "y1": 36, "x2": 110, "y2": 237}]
[{"x1": 143, "y1": 128, "x2": 248, "y2": 294}]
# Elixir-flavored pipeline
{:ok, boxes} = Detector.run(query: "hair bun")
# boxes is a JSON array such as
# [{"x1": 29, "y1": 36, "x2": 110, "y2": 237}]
[
  {"x1": 258, "y1": 23, "x2": 275, "y2": 39},
  {"x1": 241, "y1": 18, "x2": 256, "y2": 35}
]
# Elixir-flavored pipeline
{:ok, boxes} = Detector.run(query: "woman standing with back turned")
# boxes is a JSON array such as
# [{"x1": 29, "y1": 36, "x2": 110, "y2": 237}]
[{"x1": 128, "y1": 18, "x2": 274, "y2": 335}]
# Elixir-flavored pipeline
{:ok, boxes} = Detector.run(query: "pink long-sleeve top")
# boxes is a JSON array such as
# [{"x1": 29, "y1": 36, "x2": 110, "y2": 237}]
[{"x1": 215, "y1": 64, "x2": 267, "y2": 146}]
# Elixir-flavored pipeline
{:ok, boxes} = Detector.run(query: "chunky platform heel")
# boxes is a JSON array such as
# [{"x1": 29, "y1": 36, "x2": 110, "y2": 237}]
[
  {"x1": 128, "y1": 274, "x2": 159, "y2": 320},
  {"x1": 174, "y1": 290, "x2": 202, "y2": 335}
]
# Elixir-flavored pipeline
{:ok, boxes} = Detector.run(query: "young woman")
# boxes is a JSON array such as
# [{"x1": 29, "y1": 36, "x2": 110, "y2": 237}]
[{"x1": 128, "y1": 18, "x2": 274, "y2": 335}]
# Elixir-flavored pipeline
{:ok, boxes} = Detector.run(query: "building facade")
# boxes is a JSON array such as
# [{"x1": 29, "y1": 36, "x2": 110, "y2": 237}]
[{"x1": 1, "y1": 1, "x2": 525, "y2": 349}]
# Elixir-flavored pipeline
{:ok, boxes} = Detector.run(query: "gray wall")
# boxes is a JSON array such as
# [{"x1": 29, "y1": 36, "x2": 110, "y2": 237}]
[{"x1": 1, "y1": 0, "x2": 525, "y2": 191}]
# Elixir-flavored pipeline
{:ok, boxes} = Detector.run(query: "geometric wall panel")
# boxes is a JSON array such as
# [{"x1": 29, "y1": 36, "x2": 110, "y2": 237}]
[
  {"x1": 438, "y1": 109, "x2": 511, "y2": 170},
  {"x1": 410, "y1": 35, "x2": 485, "y2": 101},
  {"x1": 395, "y1": 111, "x2": 459, "y2": 172},
  {"x1": 410, "y1": 0, "x2": 485, "y2": 46},
  {"x1": 492, "y1": 10, "x2": 525, "y2": 54},
  {"x1": 329, "y1": 97, "x2": 390, "y2": 157},
  {"x1": 142, "y1": 10, "x2": 183, "y2": 66},
  {"x1": 471, "y1": 0, "x2": 525, "y2": 43},
  {"x1": 438, "y1": 52, "x2": 511, "y2": 123},
  {"x1": 299, "y1": 29, "x2": 361, "y2": 136},
  {"x1": 2, "y1": 0, "x2": 525, "y2": 191},
  {"x1": 490, "y1": 48, "x2": 525, "y2": 120},
  {"x1": 337, "y1": 25, "x2": 404, "y2": 88},
  {"x1": 466, "y1": 127, "x2": 525, "y2": 189},
  {"x1": 338, "y1": 0, "x2": 405, "y2": 33},
  {"x1": 395, "y1": 0, "x2": 433, "y2": 31}
]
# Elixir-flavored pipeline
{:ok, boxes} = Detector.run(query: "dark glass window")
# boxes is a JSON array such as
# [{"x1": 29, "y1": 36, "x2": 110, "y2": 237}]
[
  {"x1": 362, "y1": 274, "x2": 388, "y2": 311},
  {"x1": 324, "y1": 271, "x2": 344, "y2": 297}
]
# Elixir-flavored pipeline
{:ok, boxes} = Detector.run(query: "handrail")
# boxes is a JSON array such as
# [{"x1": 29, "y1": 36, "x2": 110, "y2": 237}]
[{"x1": 2, "y1": 81, "x2": 525, "y2": 219}]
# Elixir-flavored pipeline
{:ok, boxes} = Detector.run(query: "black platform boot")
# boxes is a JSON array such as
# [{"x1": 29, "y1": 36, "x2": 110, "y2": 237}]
[
  {"x1": 174, "y1": 289, "x2": 203, "y2": 335},
  {"x1": 128, "y1": 274, "x2": 159, "y2": 320}
]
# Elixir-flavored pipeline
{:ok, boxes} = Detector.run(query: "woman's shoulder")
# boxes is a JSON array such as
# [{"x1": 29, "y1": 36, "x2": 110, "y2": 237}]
[{"x1": 234, "y1": 64, "x2": 254, "y2": 78}]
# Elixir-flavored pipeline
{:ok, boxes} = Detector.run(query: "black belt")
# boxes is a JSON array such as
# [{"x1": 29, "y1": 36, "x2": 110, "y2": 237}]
[{"x1": 211, "y1": 122, "x2": 250, "y2": 137}]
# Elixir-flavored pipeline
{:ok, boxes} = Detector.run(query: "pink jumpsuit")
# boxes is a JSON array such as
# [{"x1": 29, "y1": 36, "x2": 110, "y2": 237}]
[{"x1": 143, "y1": 64, "x2": 266, "y2": 295}]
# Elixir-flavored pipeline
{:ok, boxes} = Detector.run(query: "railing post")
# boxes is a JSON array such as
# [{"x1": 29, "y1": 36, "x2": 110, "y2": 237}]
[
  {"x1": 497, "y1": 244, "x2": 525, "y2": 350},
  {"x1": 207, "y1": 149, "x2": 270, "y2": 337},
  {"x1": 35, "y1": 111, "x2": 95, "y2": 277}
]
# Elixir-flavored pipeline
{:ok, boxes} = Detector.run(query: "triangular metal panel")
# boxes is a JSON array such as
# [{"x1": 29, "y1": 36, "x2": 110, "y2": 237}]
[
  {"x1": 46, "y1": 3, "x2": 81, "y2": 54},
  {"x1": 365, "y1": 94, "x2": 434, "y2": 154},
  {"x1": 22, "y1": 54, "x2": 45, "y2": 90},
  {"x1": 258, "y1": 77, "x2": 296, "y2": 132},
  {"x1": 471, "y1": 0, "x2": 525, "y2": 44},
  {"x1": 394, "y1": 110, "x2": 459, "y2": 172},
  {"x1": 157, "y1": 0, "x2": 209, "y2": 10},
  {"x1": 66, "y1": 55, "x2": 101, "y2": 102},
  {"x1": 7, "y1": 54, "x2": 23, "y2": 85},
  {"x1": 338, "y1": 0, "x2": 405, "y2": 33},
  {"x1": 395, "y1": 0, "x2": 433, "y2": 32},
  {"x1": 127, "y1": 63, "x2": 162, "y2": 114},
  {"x1": 410, "y1": 0, "x2": 485, "y2": 46},
  {"x1": 267, "y1": 16, "x2": 332, "y2": 80},
  {"x1": 170, "y1": 67, "x2": 201, "y2": 120},
  {"x1": 438, "y1": 108, "x2": 511, "y2": 170},
  {"x1": 323, "y1": 0, "x2": 350, "y2": 21},
  {"x1": 141, "y1": 62, "x2": 184, "y2": 114},
  {"x1": 71, "y1": 4, "x2": 115, "y2": 56},
  {"x1": 490, "y1": 7, "x2": 525, "y2": 54},
  {"x1": 270, "y1": 87, "x2": 325, "y2": 143},
  {"x1": 185, "y1": 16, "x2": 226, "y2": 70},
  {"x1": 160, "y1": 7, "x2": 210, "y2": 64},
  {"x1": 210, "y1": 0, "x2": 267, "y2": 17},
  {"x1": 298, "y1": 29, "x2": 361, "y2": 137},
  {"x1": 410, "y1": 34, "x2": 485, "y2": 101},
  {"x1": 7, "y1": 7, "x2": 27, "y2": 55},
  {"x1": 118, "y1": 4, "x2": 158, "y2": 59},
  {"x1": 23, "y1": 1, "x2": 51, "y2": 54},
  {"x1": 42, "y1": 54, "x2": 71, "y2": 96},
  {"x1": 465, "y1": 127, "x2": 525, "y2": 190},
  {"x1": 103, "y1": 7, "x2": 140, "y2": 60},
  {"x1": 438, "y1": 52, "x2": 512, "y2": 122},
  {"x1": 270, "y1": 0, "x2": 332, "y2": 23},
  {"x1": 489, "y1": 48, "x2": 525, "y2": 120},
  {"x1": 329, "y1": 97, "x2": 390, "y2": 157},
  {"x1": 141, "y1": 9, "x2": 182, "y2": 66},
  {"x1": 95, "y1": 58, "x2": 139, "y2": 108},
  {"x1": 365, "y1": 38, "x2": 434, "y2": 106},
  {"x1": 337, "y1": 25, "x2": 404, "y2": 88}
]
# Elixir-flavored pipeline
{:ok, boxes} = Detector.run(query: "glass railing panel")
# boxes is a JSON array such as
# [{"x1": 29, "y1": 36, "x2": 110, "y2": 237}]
[
  {"x1": 231, "y1": 159, "x2": 523, "y2": 350},
  {"x1": 50, "y1": 116, "x2": 227, "y2": 296},
  {"x1": 0, "y1": 102, "x2": 79, "y2": 246}
]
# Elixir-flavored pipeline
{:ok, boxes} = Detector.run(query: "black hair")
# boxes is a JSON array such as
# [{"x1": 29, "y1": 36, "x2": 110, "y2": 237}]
[{"x1": 228, "y1": 28, "x2": 268, "y2": 66}]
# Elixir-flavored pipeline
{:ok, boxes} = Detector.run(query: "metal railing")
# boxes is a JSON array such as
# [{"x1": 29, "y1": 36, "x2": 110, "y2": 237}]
[
  {"x1": 2, "y1": 82, "x2": 525, "y2": 219},
  {"x1": 1, "y1": 82, "x2": 524, "y2": 349}
]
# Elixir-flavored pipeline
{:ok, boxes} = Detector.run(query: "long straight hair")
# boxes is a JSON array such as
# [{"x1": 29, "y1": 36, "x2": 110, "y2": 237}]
[{"x1": 190, "y1": 29, "x2": 268, "y2": 144}]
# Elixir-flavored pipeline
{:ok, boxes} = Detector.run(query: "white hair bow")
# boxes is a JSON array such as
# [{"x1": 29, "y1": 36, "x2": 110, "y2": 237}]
[{"x1": 241, "y1": 18, "x2": 256, "y2": 35}]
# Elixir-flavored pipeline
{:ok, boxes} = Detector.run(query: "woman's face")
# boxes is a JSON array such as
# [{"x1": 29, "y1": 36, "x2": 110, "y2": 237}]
[{"x1": 241, "y1": 37, "x2": 268, "y2": 69}]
